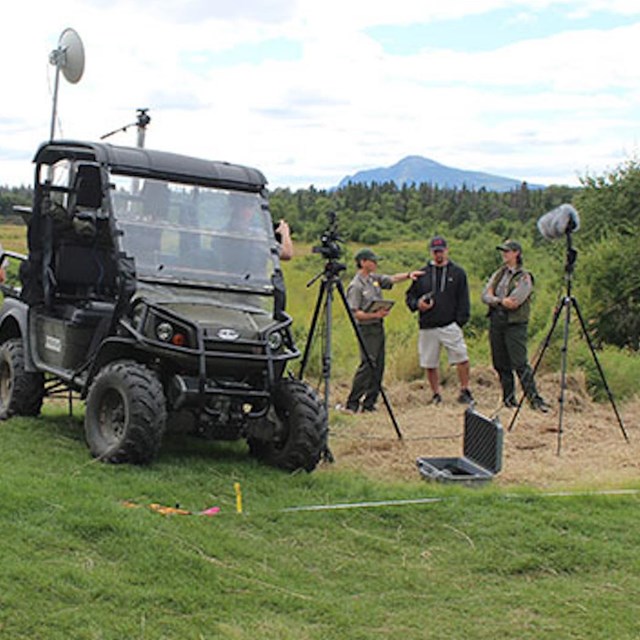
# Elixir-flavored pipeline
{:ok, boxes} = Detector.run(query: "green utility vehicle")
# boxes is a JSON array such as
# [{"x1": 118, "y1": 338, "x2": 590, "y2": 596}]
[{"x1": 0, "y1": 140, "x2": 327, "y2": 471}]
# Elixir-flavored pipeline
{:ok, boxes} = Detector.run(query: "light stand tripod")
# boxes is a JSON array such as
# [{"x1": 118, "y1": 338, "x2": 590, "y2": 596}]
[
  {"x1": 298, "y1": 258, "x2": 403, "y2": 444},
  {"x1": 508, "y1": 225, "x2": 629, "y2": 454}
]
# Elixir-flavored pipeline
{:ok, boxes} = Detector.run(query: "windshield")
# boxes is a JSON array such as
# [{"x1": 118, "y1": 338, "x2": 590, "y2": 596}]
[{"x1": 110, "y1": 175, "x2": 277, "y2": 290}]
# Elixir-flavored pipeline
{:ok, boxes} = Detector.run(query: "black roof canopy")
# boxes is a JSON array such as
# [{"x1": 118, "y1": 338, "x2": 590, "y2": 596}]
[{"x1": 33, "y1": 140, "x2": 268, "y2": 192}]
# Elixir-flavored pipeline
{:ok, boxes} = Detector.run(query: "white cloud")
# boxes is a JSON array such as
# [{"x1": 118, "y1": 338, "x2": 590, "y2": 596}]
[{"x1": 1, "y1": 1, "x2": 639, "y2": 189}]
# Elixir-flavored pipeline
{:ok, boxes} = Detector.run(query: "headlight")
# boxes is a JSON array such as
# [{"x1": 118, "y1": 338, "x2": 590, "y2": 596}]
[
  {"x1": 156, "y1": 321, "x2": 174, "y2": 342},
  {"x1": 139, "y1": 303, "x2": 195, "y2": 348},
  {"x1": 267, "y1": 331, "x2": 283, "y2": 351}
]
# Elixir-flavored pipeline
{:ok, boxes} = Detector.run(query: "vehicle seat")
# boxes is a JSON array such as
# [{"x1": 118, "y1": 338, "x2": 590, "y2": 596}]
[
  {"x1": 53, "y1": 242, "x2": 117, "y2": 300},
  {"x1": 69, "y1": 163, "x2": 107, "y2": 240},
  {"x1": 74, "y1": 164, "x2": 103, "y2": 210}
]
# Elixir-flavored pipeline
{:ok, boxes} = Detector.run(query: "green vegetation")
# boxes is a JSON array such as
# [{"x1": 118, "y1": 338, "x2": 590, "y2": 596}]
[
  {"x1": 1, "y1": 161, "x2": 639, "y2": 638},
  {"x1": 269, "y1": 181, "x2": 577, "y2": 246},
  {"x1": 282, "y1": 236, "x2": 640, "y2": 400},
  {"x1": 269, "y1": 161, "x2": 640, "y2": 353},
  {"x1": 2, "y1": 157, "x2": 640, "y2": 393},
  {"x1": 0, "y1": 405, "x2": 639, "y2": 639},
  {"x1": 575, "y1": 162, "x2": 640, "y2": 351},
  {"x1": 0, "y1": 185, "x2": 31, "y2": 222}
]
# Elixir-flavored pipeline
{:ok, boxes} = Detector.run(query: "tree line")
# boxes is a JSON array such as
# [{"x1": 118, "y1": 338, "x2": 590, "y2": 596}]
[
  {"x1": 269, "y1": 181, "x2": 577, "y2": 246},
  {"x1": 268, "y1": 165, "x2": 639, "y2": 352},
  {"x1": 0, "y1": 186, "x2": 31, "y2": 222},
  {"x1": 2, "y1": 159, "x2": 638, "y2": 350}
]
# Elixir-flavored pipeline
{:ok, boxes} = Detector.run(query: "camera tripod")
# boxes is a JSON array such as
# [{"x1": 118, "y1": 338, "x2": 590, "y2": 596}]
[
  {"x1": 298, "y1": 258, "x2": 403, "y2": 445},
  {"x1": 508, "y1": 227, "x2": 629, "y2": 454}
]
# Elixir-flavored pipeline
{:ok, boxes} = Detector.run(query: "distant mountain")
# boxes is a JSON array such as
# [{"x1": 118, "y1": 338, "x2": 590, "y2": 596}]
[{"x1": 337, "y1": 155, "x2": 545, "y2": 192}]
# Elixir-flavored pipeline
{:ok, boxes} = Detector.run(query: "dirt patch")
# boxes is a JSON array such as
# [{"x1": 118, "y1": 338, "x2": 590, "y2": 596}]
[{"x1": 321, "y1": 368, "x2": 640, "y2": 489}]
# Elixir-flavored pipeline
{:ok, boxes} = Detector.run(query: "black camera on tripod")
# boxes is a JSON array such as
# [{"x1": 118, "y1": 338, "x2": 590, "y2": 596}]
[
  {"x1": 312, "y1": 211, "x2": 343, "y2": 261},
  {"x1": 299, "y1": 210, "x2": 403, "y2": 441}
]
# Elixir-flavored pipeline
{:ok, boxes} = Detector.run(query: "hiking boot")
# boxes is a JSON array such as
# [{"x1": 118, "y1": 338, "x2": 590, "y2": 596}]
[
  {"x1": 430, "y1": 393, "x2": 443, "y2": 406},
  {"x1": 530, "y1": 396, "x2": 551, "y2": 413},
  {"x1": 504, "y1": 396, "x2": 518, "y2": 408},
  {"x1": 457, "y1": 388, "x2": 474, "y2": 405}
]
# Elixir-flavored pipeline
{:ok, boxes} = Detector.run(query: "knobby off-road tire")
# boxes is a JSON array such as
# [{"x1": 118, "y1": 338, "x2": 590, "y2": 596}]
[
  {"x1": 0, "y1": 338, "x2": 45, "y2": 419},
  {"x1": 84, "y1": 360, "x2": 167, "y2": 464},
  {"x1": 249, "y1": 378, "x2": 328, "y2": 472}
]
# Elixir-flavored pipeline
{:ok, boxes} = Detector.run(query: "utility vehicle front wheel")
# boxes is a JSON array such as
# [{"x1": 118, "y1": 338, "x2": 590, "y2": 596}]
[
  {"x1": 249, "y1": 378, "x2": 328, "y2": 472},
  {"x1": 0, "y1": 338, "x2": 44, "y2": 419},
  {"x1": 84, "y1": 360, "x2": 167, "y2": 464}
]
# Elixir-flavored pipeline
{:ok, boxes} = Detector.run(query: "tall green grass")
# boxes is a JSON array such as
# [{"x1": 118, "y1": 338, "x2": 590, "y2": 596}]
[
  {"x1": 3, "y1": 224, "x2": 637, "y2": 399},
  {"x1": 284, "y1": 242, "x2": 640, "y2": 400}
]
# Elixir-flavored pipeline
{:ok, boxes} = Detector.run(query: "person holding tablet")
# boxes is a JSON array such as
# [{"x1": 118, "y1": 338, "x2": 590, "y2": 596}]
[{"x1": 343, "y1": 248, "x2": 422, "y2": 414}]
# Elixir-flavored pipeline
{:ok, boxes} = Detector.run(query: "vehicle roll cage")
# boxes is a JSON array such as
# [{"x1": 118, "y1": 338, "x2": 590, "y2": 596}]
[{"x1": 33, "y1": 140, "x2": 268, "y2": 193}]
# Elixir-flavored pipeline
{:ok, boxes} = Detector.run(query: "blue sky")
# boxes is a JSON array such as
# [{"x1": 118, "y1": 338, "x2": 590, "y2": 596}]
[
  {"x1": 367, "y1": 8, "x2": 633, "y2": 54},
  {"x1": 1, "y1": 0, "x2": 639, "y2": 190}
]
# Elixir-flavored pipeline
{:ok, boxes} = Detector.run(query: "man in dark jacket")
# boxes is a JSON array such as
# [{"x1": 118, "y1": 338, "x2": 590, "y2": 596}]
[
  {"x1": 405, "y1": 236, "x2": 473, "y2": 405},
  {"x1": 481, "y1": 240, "x2": 550, "y2": 412}
]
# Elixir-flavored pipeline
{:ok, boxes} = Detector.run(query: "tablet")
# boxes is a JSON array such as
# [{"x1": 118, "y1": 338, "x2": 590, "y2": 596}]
[{"x1": 364, "y1": 299, "x2": 395, "y2": 313}]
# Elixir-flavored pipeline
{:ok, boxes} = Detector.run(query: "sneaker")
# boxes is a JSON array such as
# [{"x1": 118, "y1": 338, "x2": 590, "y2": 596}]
[
  {"x1": 530, "y1": 397, "x2": 551, "y2": 413},
  {"x1": 430, "y1": 393, "x2": 443, "y2": 406},
  {"x1": 457, "y1": 389, "x2": 474, "y2": 404},
  {"x1": 335, "y1": 403, "x2": 357, "y2": 415}
]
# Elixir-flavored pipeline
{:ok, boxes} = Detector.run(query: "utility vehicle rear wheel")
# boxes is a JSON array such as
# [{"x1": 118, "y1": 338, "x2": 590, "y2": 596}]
[
  {"x1": 84, "y1": 360, "x2": 167, "y2": 464},
  {"x1": 249, "y1": 378, "x2": 328, "y2": 472},
  {"x1": 0, "y1": 338, "x2": 44, "y2": 419}
]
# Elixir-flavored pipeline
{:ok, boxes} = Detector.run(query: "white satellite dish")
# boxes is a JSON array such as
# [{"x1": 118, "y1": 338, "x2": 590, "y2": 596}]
[{"x1": 48, "y1": 27, "x2": 85, "y2": 140}]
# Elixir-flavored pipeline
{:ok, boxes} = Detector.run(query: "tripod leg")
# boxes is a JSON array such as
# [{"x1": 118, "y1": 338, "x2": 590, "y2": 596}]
[
  {"x1": 298, "y1": 279, "x2": 327, "y2": 380},
  {"x1": 571, "y1": 297, "x2": 629, "y2": 442},
  {"x1": 508, "y1": 298, "x2": 564, "y2": 432},
  {"x1": 334, "y1": 279, "x2": 403, "y2": 440},
  {"x1": 322, "y1": 282, "x2": 334, "y2": 410},
  {"x1": 556, "y1": 296, "x2": 572, "y2": 455},
  {"x1": 319, "y1": 283, "x2": 336, "y2": 463},
  {"x1": 298, "y1": 276, "x2": 336, "y2": 463}
]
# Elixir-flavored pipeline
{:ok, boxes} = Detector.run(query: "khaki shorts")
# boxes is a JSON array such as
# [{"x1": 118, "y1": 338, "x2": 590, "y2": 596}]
[{"x1": 418, "y1": 323, "x2": 469, "y2": 368}]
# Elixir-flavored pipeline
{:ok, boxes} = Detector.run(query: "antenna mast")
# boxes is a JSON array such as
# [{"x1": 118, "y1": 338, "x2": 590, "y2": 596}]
[
  {"x1": 48, "y1": 28, "x2": 85, "y2": 141},
  {"x1": 135, "y1": 108, "x2": 151, "y2": 149}
]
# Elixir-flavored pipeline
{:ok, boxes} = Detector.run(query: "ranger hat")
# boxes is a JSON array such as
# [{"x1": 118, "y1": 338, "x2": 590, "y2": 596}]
[
  {"x1": 496, "y1": 240, "x2": 522, "y2": 253},
  {"x1": 429, "y1": 235, "x2": 448, "y2": 251},
  {"x1": 354, "y1": 248, "x2": 382, "y2": 262}
]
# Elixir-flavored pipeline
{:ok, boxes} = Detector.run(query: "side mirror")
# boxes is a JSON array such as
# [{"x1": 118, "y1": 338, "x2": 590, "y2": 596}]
[{"x1": 12, "y1": 205, "x2": 32, "y2": 225}]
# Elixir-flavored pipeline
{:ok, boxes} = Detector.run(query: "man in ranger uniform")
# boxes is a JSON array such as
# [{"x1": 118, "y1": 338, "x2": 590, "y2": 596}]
[{"x1": 344, "y1": 248, "x2": 422, "y2": 414}]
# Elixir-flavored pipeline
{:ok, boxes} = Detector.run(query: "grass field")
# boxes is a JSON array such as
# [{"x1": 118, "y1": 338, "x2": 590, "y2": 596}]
[
  {"x1": 1, "y1": 404, "x2": 639, "y2": 639},
  {"x1": 1, "y1": 225, "x2": 640, "y2": 638}
]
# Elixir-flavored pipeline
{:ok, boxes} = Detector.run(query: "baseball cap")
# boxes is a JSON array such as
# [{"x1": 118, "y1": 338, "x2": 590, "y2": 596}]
[
  {"x1": 429, "y1": 235, "x2": 448, "y2": 251},
  {"x1": 496, "y1": 240, "x2": 522, "y2": 253},
  {"x1": 354, "y1": 248, "x2": 382, "y2": 262}
]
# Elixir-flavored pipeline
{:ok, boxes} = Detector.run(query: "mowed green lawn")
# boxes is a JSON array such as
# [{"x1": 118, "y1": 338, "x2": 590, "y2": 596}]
[{"x1": 1, "y1": 405, "x2": 639, "y2": 639}]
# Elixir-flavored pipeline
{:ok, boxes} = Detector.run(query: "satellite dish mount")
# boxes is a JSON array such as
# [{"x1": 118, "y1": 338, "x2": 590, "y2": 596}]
[{"x1": 49, "y1": 27, "x2": 85, "y2": 141}]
